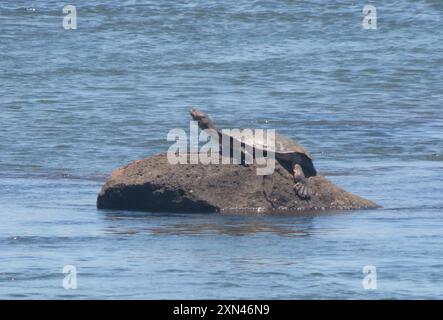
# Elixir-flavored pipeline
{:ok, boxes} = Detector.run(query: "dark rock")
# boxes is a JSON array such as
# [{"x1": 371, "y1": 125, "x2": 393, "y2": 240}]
[{"x1": 97, "y1": 153, "x2": 379, "y2": 213}]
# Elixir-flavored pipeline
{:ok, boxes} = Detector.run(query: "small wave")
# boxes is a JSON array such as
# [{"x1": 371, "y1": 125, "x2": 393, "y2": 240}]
[
  {"x1": 0, "y1": 170, "x2": 107, "y2": 182},
  {"x1": 0, "y1": 271, "x2": 60, "y2": 282},
  {"x1": 380, "y1": 205, "x2": 443, "y2": 211},
  {"x1": 420, "y1": 154, "x2": 443, "y2": 162},
  {"x1": 4, "y1": 235, "x2": 101, "y2": 245}
]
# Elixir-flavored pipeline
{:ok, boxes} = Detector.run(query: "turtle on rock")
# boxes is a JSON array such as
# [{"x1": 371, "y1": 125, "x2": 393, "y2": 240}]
[{"x1": 190, "y1": 108, "x2": 317, "y2": 200}]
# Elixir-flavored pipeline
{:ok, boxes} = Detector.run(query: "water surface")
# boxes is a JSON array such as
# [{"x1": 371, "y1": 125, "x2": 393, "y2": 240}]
[{"x1": 1, "y1": 0, "x2": 443, "y2": 299}]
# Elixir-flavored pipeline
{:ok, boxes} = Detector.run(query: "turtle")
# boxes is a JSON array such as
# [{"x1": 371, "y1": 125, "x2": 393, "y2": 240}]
[{"x1": 189, "y1": 108, "x2": 317, "y2": 199}]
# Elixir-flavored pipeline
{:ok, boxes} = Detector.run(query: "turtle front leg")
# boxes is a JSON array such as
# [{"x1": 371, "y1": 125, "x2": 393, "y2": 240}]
[{"x1": 292, "y1": 163, "x2": 310, "y2": 200}]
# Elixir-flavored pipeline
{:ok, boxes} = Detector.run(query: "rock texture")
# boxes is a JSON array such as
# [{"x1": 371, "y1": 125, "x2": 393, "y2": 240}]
[{"x1": 97, "y1": 153, "x2": 378, "y2": 214}]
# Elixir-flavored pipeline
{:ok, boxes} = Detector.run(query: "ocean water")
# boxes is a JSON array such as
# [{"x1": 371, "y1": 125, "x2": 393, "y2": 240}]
[{"x1": 1, "y1": 0, "x2": 443, "y2": 299}]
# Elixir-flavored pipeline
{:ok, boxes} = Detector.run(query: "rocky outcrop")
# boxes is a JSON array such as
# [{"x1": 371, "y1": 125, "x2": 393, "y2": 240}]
[{"x1": 97, "y1": 153, "x2": 379, "y2": 214}]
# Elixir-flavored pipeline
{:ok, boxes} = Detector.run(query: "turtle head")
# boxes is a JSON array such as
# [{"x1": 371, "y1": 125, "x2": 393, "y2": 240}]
[{"x1": 189, "y1": 107, "x2": 216, "y2": 130}]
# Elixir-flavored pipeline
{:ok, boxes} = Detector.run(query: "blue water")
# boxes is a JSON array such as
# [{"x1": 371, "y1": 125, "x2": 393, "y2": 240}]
[{"x1": 1, "y1": 0, "x2": 443, "y2": 299}]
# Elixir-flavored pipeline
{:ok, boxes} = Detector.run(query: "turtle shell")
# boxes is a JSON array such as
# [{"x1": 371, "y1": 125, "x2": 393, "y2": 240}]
[{"x1": 223, "y1": 130, "x2": 314, "y2": 160}]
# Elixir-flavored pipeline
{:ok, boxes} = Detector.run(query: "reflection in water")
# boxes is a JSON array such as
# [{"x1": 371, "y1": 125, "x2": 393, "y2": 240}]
[
  {"x1": 148, "y1": 221, "x2": 312, "y2": 237},
  {"x1": 100, "y1": 211, "x2": 330, "y2": 237}
]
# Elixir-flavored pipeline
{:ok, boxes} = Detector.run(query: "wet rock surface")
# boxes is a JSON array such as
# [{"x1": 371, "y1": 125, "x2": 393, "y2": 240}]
[{"x1": 97, "y1": 153, "x2": 379, "y2": 214}]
